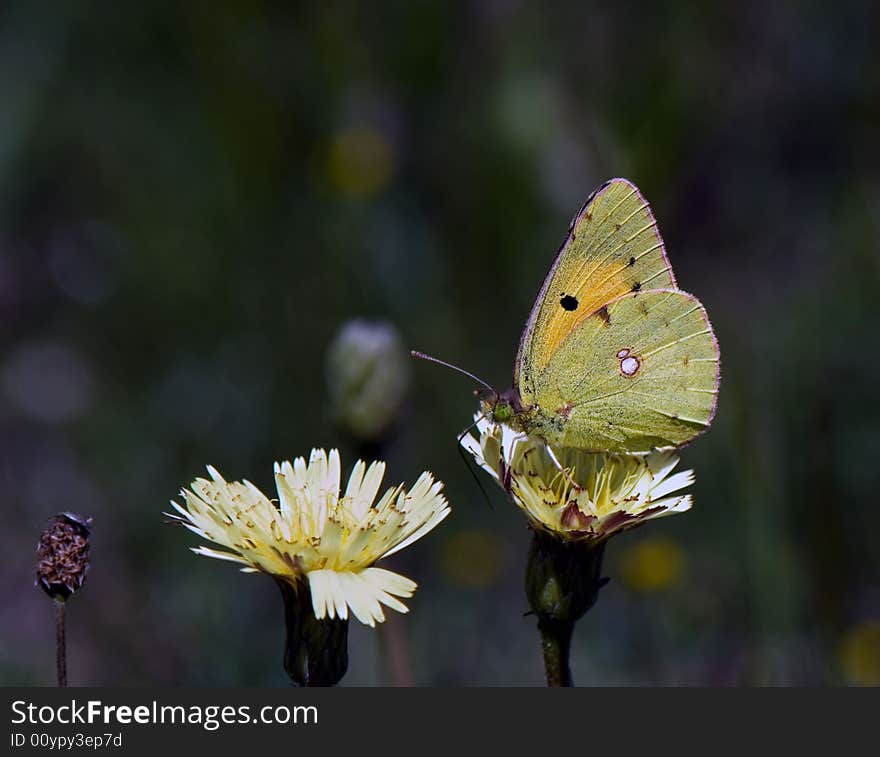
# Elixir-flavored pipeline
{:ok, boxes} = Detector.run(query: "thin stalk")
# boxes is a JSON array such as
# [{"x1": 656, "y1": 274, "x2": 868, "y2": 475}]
[
  {"x1": 538, "y1": 617, "x2": 574, "y2": 687},
  {"x1": 55, "y1": 600, "x2": 67, "y2": 687}
]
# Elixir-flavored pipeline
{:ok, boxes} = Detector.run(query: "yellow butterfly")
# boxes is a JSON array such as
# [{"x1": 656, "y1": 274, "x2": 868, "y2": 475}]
[{"x1": 417, "y1": 178, "x2": 720, "y2": 453}]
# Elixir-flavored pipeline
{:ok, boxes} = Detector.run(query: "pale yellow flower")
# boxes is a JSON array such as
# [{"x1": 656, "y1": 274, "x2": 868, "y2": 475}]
[
  {"x1": 461, "y1": 414, "x2": 693, "y2": 542},
  {"x1": 167, "y1": 449, "x2": 449, "y2": 627}
]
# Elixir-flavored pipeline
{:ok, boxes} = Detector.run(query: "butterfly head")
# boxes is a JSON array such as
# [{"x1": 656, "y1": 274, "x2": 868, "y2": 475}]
[
  {"x1": 480, "y1": 387, "x2": 524, "y2": 427},
  {"x1": 491, "y1": 399, "x2": 514, "y2": 424}
]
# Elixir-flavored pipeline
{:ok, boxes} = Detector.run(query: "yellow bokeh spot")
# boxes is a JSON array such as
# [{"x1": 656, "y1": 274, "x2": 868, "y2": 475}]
[
  {"x1": 326, "y1": 126, "x2": 395, "y2": 198},
  {"x1": 618, "y1": 537, "x2": 685, "y2": 593},
  {"x1": 438, "y1": 530, "x2": 505, "y2": 589},
  {"x1": 838, "y1": 622, "x2": 880, "y2": 685}
]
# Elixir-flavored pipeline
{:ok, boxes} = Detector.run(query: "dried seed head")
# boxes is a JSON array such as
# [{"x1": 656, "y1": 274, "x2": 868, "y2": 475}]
[{"x1": 36, "y1": 513, "x2": 92, "y2": 601}]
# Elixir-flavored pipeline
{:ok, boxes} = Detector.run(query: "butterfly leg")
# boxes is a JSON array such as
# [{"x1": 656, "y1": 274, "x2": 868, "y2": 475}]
[
  {"x1": 455, "y1": 412, "x2": 499, "y2": 508},
  {"x1": 544, "y1": 445, "x2": 581, "y2": 490}
]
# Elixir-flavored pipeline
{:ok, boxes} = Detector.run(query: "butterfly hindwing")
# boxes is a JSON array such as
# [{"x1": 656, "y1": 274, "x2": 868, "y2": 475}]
[
  {"x1": 522, "y1": 289, "x2": 719, "y2": 453},
  {"x1": 515, "y1": 178, "x2": 676, "y2": 392}
]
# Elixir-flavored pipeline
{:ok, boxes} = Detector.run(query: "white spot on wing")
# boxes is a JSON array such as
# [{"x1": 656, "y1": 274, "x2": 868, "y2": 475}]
[{"x1": 620, "y1": 356, "x2": 640, "y2": 376}]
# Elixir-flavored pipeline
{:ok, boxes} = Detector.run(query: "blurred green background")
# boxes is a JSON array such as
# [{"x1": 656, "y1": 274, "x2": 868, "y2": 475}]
[{"x1": 2, "y1": 1, "x2": 879, "y2": 686}]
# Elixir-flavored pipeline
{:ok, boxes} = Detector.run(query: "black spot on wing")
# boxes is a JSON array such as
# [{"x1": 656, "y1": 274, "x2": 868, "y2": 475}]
[
  {"x1": 596, "y1": 305, "x2": 611, "y2": 325},
  {"x1": 560, "y1": 294, "x2": 579, "y2": 311}
]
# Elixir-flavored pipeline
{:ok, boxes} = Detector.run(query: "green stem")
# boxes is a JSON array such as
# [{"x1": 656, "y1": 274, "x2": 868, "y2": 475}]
[{"x1": 538, "y1": 617, "x2": 574, "y2": 687}]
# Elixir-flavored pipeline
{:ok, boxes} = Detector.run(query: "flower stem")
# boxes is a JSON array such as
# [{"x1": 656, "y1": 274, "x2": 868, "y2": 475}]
[
  {"x1": 55, "y1": 600, "x2": 67, "y2": 688},
  {"x1": 538, "y1": 617, "x2": 574, "y2": 687},
  {"x1": 524, "y1": 531, "x2": 608, "y2": 687}
]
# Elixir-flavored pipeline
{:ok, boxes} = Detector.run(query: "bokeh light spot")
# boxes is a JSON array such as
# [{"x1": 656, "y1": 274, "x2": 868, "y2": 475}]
[
  {"x1": 48, "y1": 221, "x2": 122, "y2": 306},
  {"x1": 439, "y1": 529, "x2": 506, "y2": 589},
  {"x1": 327, "y1": 126, "x2": 395, "y2": 198},
  {"x1": 838, "y1": 621, "x2": 880, "y2": 685},
  {"x1": 618, "y1": 537, "x2": 686, "y2": 593},
  {"x1": 2, "y1": 340, "x2": 95, "y2": 424}
]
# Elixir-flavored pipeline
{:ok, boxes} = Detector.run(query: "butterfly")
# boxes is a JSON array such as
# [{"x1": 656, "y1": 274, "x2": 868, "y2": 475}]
[{"x1": 416, "y1": 178, "x2": 720, "y2": 453}]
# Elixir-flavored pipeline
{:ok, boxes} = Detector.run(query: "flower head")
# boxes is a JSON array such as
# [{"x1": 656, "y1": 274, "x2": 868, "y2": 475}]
[
  {"x1": 461, "y1": 414, "x2": 693, "y2": 543},
  {"x1": 167, "y1": 449, "x2": 449, "y2": 627}
]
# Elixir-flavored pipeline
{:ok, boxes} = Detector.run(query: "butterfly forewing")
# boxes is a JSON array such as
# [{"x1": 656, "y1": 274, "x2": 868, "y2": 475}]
[{"x1": 516, "y1": 178, "x2": 676, "y2": 392}]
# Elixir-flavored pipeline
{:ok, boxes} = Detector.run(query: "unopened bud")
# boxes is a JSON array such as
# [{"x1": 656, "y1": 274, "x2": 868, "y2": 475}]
[
  {"x1": 326, "y1": 320, "x2": 410, "y2": 442},
  {"x1": 525, "y1": 529, "x2": 606, "y2": 623}
]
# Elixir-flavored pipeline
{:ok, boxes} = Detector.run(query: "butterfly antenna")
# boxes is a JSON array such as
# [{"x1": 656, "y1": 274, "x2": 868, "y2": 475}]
[
  {"x1": 411, "y1": 351, "x2": 495, "y2": 394},
  {"x1": 455, "y1": 411, "x2": 495, "y2": 511},
  {"x1": 412, "y1": 350, "x2": 497, "y2": 507}
]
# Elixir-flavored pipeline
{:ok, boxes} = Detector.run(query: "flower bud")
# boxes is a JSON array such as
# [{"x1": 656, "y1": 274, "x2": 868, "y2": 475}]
[
  {"x1": 525, "y1": 530, "x2": 607, "y2": 624},
  {"x1": 326, "y1": 320, "x2": 410, "y2": 442}
]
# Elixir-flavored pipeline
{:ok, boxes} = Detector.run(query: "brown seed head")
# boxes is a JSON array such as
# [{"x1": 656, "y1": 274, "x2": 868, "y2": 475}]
[{"x1": 36, "y1": 513, "x2": 92, "y2": 601}]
